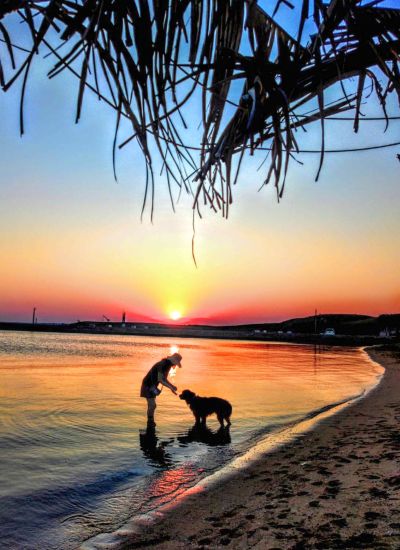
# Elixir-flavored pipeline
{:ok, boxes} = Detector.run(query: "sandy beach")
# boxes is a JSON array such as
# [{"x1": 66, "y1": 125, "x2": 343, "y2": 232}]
[{"x1": 104, "y1": 345, "x2": 400, "y2": 550}]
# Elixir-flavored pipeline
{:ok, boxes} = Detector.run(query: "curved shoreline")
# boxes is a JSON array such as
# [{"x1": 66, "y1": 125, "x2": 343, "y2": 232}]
[{"x1": 82, "y1": 346, "x2": 399, "y2": 550}]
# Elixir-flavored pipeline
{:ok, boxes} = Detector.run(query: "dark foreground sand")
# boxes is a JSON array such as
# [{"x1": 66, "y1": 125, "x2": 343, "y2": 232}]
[{"x1": 117, "y1": 346, "x2": 400, "y2": 550}]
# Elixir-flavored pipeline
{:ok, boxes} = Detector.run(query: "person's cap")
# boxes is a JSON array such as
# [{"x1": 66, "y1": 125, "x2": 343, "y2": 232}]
[{"x1": 167, "y1": 352, "x2": 182, "y2": 367}]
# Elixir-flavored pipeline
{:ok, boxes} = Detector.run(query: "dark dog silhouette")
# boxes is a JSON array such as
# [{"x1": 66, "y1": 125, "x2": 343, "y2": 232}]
[{"x1": 179, "y1": 389, "x2": 232, "y2": 427}]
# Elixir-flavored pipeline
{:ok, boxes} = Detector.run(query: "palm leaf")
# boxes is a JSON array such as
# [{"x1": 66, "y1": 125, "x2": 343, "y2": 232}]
[{"x1": 0, "y1": 0, "x2": 399, "y2": 215}]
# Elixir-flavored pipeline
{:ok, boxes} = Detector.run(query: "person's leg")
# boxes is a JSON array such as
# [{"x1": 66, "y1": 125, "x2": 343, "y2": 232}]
[{"x1": 147, "y1": 397, "x2": 156, "y2": 420}]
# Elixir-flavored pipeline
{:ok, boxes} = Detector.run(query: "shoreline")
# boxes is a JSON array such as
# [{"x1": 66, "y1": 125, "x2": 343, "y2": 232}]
[{"x1": 83, "y1": 345, "x2": 400, "y2": 549}]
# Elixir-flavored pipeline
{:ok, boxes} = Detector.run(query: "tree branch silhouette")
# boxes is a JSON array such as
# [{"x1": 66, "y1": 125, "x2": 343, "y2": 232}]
[{"x1": 1, "y1": 1, "x2": 399, "y2": 215}]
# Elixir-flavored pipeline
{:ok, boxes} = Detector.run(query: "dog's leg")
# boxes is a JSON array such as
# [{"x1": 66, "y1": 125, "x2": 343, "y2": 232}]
[
  {"x1": 195, "y1": 414, "x2": 201, "y2": 425},
  {"x1": 225, "y1": 415, "x2": 231, "y2": 426},
  {"x1": 217, "y1": 414, "x2": 224, "y2": 427}
]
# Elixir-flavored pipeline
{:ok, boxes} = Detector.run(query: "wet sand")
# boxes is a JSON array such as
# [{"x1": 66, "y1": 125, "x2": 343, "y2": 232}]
[{"x1": 98, "y1": 346, "x2": 400, "y2": 549}]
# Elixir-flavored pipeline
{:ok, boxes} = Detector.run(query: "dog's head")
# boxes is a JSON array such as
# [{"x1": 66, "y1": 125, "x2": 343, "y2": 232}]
[{"x1": 179, "y1": 389, "x2": 196, "y2": 403}]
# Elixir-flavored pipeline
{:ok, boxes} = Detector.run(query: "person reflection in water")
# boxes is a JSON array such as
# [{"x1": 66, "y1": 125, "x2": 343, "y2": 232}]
[
  {"x1": 139, "y1": 420, "x2": 173, "y2": 468},
  {"x1": 140, "y1": 352, "x2": 182, "y2": 424}
]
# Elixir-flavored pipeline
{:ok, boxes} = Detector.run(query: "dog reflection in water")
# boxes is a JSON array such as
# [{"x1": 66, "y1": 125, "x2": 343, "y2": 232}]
[
  {"x1": 139, "y1": 420, "x2": 174, "y2": 468},
  {"x1": 178, "y1": 423, "x2": 231, "y2": 447}
]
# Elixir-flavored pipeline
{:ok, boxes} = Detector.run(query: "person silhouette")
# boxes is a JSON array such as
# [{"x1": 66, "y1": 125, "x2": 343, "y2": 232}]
[{"x1": 140, "y1": 352, "x2": 182, "y2": 423}]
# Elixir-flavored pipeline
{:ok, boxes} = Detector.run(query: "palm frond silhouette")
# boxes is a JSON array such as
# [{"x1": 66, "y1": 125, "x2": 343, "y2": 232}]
[{"x1": 1, "y1": 1, "x2": 399, "y2": 215}]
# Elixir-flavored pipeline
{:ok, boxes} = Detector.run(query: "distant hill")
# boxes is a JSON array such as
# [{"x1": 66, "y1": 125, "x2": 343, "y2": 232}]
[{"x1": 221, "y1": 313, "x2": 400, "y2": 336}]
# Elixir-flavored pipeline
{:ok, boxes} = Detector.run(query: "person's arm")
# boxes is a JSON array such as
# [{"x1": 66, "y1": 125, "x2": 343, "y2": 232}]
[{"x1": 157, "y1": 368, "x2": 177, "y2": 394}]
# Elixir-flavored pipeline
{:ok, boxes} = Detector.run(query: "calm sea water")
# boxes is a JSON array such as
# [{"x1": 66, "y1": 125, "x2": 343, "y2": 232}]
[{"x1": 0, "y1": 331, "x2": 382, "y2": 549}]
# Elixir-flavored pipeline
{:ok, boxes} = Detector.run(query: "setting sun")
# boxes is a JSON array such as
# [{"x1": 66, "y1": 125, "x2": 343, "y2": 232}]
[{"x1": 169, "y1": 311, "x2": 182, "y2": 321}]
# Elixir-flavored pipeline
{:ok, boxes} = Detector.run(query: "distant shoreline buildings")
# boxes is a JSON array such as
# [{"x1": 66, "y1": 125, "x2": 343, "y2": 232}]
[{"x1": 0, "y1": 313, "x2": 399, "y2": 346}]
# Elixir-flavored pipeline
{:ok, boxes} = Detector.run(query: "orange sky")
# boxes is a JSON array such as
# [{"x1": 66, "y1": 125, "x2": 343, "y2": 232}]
[
  {"x1": 0, "y1": 152, "x2": 399, "y2": 324},
  {"x1": 0, "y1": 49, "x2": 399, "y2": 325}
]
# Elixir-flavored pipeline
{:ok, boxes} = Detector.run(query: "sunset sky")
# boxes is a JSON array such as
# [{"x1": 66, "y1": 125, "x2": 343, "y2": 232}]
[{"x1": 0, "y1": 4, "x2": 399, "y2": 325}]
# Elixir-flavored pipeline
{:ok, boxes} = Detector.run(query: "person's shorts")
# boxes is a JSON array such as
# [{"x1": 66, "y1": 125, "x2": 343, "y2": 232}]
[{"x1": 140, "y1": 384, "x2": 161, "y2": 398}]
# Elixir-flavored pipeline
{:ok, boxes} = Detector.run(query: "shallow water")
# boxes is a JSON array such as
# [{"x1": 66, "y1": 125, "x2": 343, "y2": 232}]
[{"x1": 0, "y1": 331, "x2": 382, "y2": 549}]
